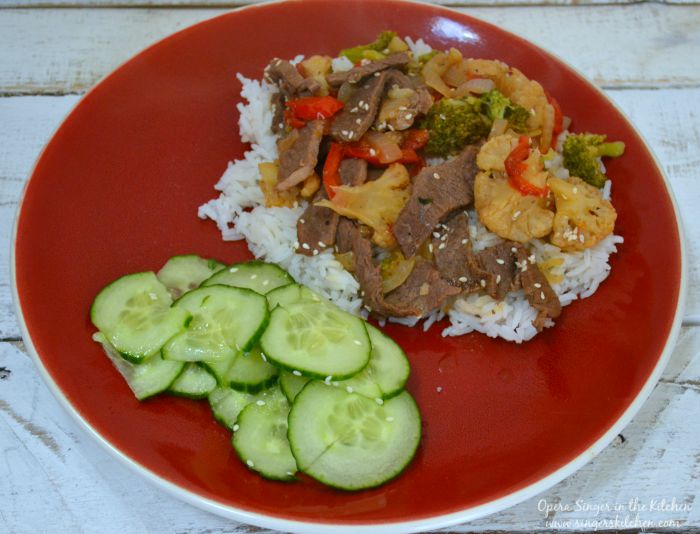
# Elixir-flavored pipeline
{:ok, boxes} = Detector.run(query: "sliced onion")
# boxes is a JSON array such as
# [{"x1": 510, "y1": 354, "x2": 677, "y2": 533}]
[
  {"x1": 277, "y1": 165, "x2": 314, "y2": 190},
  {"x1": 381, "y1": 255, "x2": 416, "y2": 294},
  {"x1": 453, "y1": 78, "x2": 495, "y2": 97},
  {"x1": 364, "y1": 131, "x2": 403, "y2": 163}
]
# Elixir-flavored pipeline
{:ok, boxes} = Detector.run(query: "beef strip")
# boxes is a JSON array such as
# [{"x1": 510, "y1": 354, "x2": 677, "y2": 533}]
[
  {"x1": 264, "y1": 58, "x2": 320, "y2": 98},
  {"x1": 296, "y1": 158, "x2": 368, "y2": 256},
  {"x1": 326, "y1": 52, "x2": 410, "y2": 87},
  {"x1": 431, "y1": 213, "x2": 479, "y2": 290},
  {"x1": 467, "y1": 242, "x2": 520, "y2": 300},
  {"x1": 330, "y1": 70, "x2": 390, "y2": 143},
  {"x1": 394, "y1": 145, "x2": 480, "y2": 258},
  {"x1": 277, "y1": 120, "x2": 324, "y2": 190},
  {"x1": 514, "y1": 245, "x2": 562, "y2": 330},
  {"x1": 338, "y1": 222, "x2": 460, "y2": 317},
  {"x1": 270, "y1": 91, "x2": 286, "y2": 135}
]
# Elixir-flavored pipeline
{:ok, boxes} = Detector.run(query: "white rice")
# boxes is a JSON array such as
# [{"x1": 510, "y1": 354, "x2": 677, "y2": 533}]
[{"x1": 199, "y1": 66, "x2": 621, "y2": 344}]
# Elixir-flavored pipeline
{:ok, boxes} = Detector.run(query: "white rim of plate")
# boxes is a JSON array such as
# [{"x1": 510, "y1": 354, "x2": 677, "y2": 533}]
[{"x1": 9, "y1": 1, "x2": 688, "y2": 532}]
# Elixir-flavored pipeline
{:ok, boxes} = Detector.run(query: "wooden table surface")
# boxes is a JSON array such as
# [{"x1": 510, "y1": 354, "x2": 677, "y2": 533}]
[{"x1": 1, "y1": 1, "x2": 699, "y2": 532}]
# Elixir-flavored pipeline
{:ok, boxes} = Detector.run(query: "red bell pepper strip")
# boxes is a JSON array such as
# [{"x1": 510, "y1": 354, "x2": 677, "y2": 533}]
[
  {"x1": 323, "y1": 142, "x2": 345, "y2": 199},
  {"x1": 505, "y1": 136, "x2": 549, "y2": 198},
  {"x1": 284, "y1": 109, "x2": 306, "y2": 129},
  {"x1": 402, "y1": 129, "x2": 429, "y2": 151},
  {"x1": 286, "y1": 96, "x2": 345, "y2": 122},
  {"x1": 343, "y1": 142, "x2": 421, "y2": 166}
]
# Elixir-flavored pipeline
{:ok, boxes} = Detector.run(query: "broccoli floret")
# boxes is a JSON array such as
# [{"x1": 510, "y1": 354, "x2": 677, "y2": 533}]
[
  {"x1": 422, "y1": 98, "x2": 491, "y2": 157},
  {"x1": 562, "y1": 133, "x2": 625, "y2": 188},
  {"x1": 340, "y1": 31, "x2": 397, "y2": 63},
  {"x1": 480, "y1": 90, "x2": 530, "y2": 133}
]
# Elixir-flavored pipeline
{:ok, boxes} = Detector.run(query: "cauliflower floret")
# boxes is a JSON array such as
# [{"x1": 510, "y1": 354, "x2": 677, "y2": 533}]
[
  {"x1": 476, "y1": 134, "x2": 518, "y2": 172},
  {"x1": 548, "y1": 176, "x2": 616, "y2": 251},
  {"x1": 475, "y1": 171, "x2": 554, "y2": 243}
]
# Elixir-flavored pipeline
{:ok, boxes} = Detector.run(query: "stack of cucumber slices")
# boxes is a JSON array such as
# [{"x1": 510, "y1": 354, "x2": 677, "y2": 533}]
[{"x1": 90, "y1": 255, "x2": 422, "y2": 490}]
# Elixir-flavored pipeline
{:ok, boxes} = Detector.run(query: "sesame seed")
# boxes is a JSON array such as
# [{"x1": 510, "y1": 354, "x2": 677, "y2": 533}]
[
  {"x1": 346, "y1": 386, "x2": 354, "y2": 393},
  {"x1": 348, "y1": 131, "x2": 354, "y2": 139},
  {"x1": 369, "y1": 148, "x2": 377, "y2": 156},
  {"x1": 433, "y1": 231, "x2": 440, "y2": 238},
  {"x1": 318, "y1": 241, "x2": 326, "y2": 247},
  {"x1": 325, "y1": 376, "x2": 332, "y2": 383},
  {"x1": 148, "y1": 292, "x2": 157, "y2": 300},
  {"x1": 233, "y1": 424, "x2": 239, "y2": 431},
  {"x1": 250, "y1": 274, "x2": 257, "y2": 280},
  {"x1": 540, "y1": 291, "x2": 546, "y2": 300},
  {"x1": 480, "y1": 279, "x2": 486, "y2": 288},
  {"x1": 496, "y1": 258, "x2": 505, "y2": 265},
  {"x1": 438, "y1": 243, "x2": 446, "y2": 250},
  {"x1": 278, "y1": 122, "x2": 284, "y2": 129},
  {"x1": 461, "y1": 238, "x2": 468, "y2": 245},
  {"x1": 260, "y1": 352, "x2": 267, "y2": 361},
  {"x1": 405, "y1": 113, "x2": 414, "y2": 120},
  {"x1": 439, "y1": 114, "x2": 446, "y2": 120},
  {"x1": 353, "y1": 339, "x2": 362, "y2": 345},
  {"x1": 256, "y1": 400, "x2": 266, "y2": 406},
  {"x1": 299, "y1": 218, "x2": 305, "y2": 224},
  {"x1": 428, "y1": 243, "x2": 434, "y2": 253},
  {"x1": 262, "y1": 279, "x2": 269, "y2": 286},
  {"x1": 286, "y1": 471, "x2": 293, "y2": 476},
  {"x1": 436, "y1": 386, "x2": 443, "y2": 393},
  {"x1": 534, "y1": 283, "x2": 542, "y2": 288},
  {"x1": 376, "y1": 398, "x2": 384, "y2": 405},
  {"x1": 386, "y1": 416, "x2": 394, "y2": 422},
  {"x1": 528, "y1": 254, "x2": 536, "y2": 264},
  {"x1": 573, "y1": 187, "x2": 578, "y2": 194},
  {"x1": 458, "y1": 276, "x2": 468, "y2": 283},
  {"x1": 350, "y1": 107, "x2": 358, "y2": 113},
  {"x1": 355, "y1": 118, "x2": 362, "y2": 125},
  {"x1": 496, "y1": 274, "x2": 502, "y2": 284},
  {"x1": 292, "y1": 370, "x2": 302, "y2": 376},
  {"x1": 358, "y1": 100, "x2": 365, "y2": 106},
  {"x1": 312, "y1": 249, "x2": 319, "y2": 256},
  {"x1": 247, "y1": 460, "x2": 255, "y2": 467},
  {"x1": 229, "y1": 267, "x2": 239, "y2": 273},
  {"x1": 440, "y1": 234, "x2": 447, "y2": 242},
  {"x1": 511, "y1": 247, "x2": 518, "y2": 253},
  {"x1": 398, "y1": 106, "x2": 407, "y2": 111},
  {"x1": 302, "y1": 243, "x2": 310, "y2": 250},
  {"x1": 433, "y1": 172, "x2": 440, "y2": 180},
  {"x1": 374, "y1": 72, "x2": 380, "y2": 77},
  {"x1": 293, "y1": 241, "x2": 300, "y2": 248},
  {"x1": 512, "y1": 210, "x2": 521, "y2": 220}
]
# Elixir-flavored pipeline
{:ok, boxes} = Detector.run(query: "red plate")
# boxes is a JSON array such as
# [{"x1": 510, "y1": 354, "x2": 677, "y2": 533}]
[{"x1": 12, "y1": 0, "x2": 684, "y2": 531}]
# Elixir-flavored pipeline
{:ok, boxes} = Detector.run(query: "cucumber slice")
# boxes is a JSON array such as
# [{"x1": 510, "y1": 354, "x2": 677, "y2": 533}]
[
  {"x1": 203, "y1": 261, "x2": 294, "y2": 295},
  {"x1": 279, "y1": 372, "x2": 310, "y2": 402},
  {"x1": 93, "y1": 333, "x2": 184, "y2": 400},
  {"x1": 208, "y1": 386, "x2": 273, "y2": 430},
  {"x1": 288, "y1": 382, "x2": 421, "y2": 490},
  {"x1": 266, "y1": 283, "x2": 322, "y2": 309},
  {"x1": 163, "y1": 285, "x2": 269, "y2": 362},
  {"x1": 232, "y1": 387, "x2": 297, "y2": 481},
  {"x1": 157, "y1": 254, "x2": 226, "y2": 298},
  {"x1": 260, "y1": 301, "x2": 370, "y2": 380},
  {"x1": 168, "y1": 363, "x2": 217, "y2": 399},
  {"x1": 200, "y1": 352, "x2": 237, "y2": 385},
  {"x1": 90, "y1": 272, "x2": 190, "y2": 363},
  {"x1": 335, "y1": 324, "x2": 410, "y2": 400},
  {"x1": 227, "y1": 345, "x2": 278, "y2": 393}
]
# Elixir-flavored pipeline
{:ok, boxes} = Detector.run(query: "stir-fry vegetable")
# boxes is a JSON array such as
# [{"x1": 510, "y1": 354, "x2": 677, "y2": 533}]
[
  {"x1": 505, "y1": 136, "x2": 549, "y2": 197},
  {"x1": 322, "y1": 142, "x2": 345, "y2": 198},
  {"x1": 340, "y1": 30, "x2": 398, "y2": 63},
  {"x1": 480, "y1": 90, "x2": 531, "y2": 133},
  {"x1": 562, "y1": 133, "x2": 625, "y2": 188},
  {"x1": 286, "y1": 96, "x2": 344, "y2": 121},
  {"x1": 422, "y1": 97, "x2": 490, "y2": 157}
]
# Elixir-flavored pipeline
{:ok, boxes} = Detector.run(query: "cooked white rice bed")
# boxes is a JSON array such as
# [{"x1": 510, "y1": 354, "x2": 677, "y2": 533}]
[{"x1": 198, "y1": 69, "x2": 621, "y2": 344}]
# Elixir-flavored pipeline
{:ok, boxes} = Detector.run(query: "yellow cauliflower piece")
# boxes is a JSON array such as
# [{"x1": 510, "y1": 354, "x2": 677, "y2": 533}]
[
  {"x1": 316, "y1": 163, "x2": 411, "y2": 249},
  {"x1": 476, "y1": 134, "x2": 518, "y2": 172},
  {"x1": 548, "y1": 176, "x2": 616, "y2": 251},
  {"x1": 475, "y1": 171, "x2": 554, "y2": 243}
]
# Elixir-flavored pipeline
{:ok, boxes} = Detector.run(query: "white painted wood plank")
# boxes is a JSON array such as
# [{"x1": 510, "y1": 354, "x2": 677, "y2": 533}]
[
  {"x1": 1, "y1": 329, "x2": 698, "y2": 533},
  {"x1": 1, "y1": 4, "x2": 699, "y2": 94},
  {"x1": 2, "y1": 88, "x2": 698, "y2": 339}
]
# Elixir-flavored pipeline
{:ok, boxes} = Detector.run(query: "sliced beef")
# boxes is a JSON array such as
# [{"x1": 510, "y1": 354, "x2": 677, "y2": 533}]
[
  {"x1": 330, "y1": 70, "x2": 389, "y2": 143},
  {"x1": 515, "y1": 245, "x2": 562, "y2": 330},
  {"x1": 431, "y1": 213, "x2": 479, "y2": 290},
  {"x1": 296, "y1": 158, "x2": 368, "y2": 256},
  {"x1": 382, "y1": 259, "x2": 462, "y2": 317},
  {"x1": 338, "y1": 222, "x2": 460, "y2": 317},
  {"x1": 264, "y1": 58, "x2": 320, "y2": 98},
  {"x1": 467, "y1": 242, "x2": 520, "y2": 300},
  {"x1": 277, "y1": 120, "x2": 324, "y2": 190},
  {"x1": 394, "y1": 145, "x2": 479, "y2": 258},
  {"x1": 270, "y1": 91, "x2": 286, "y2": 134},
  {"x1": 326, "y1": 52, "x2": 411, "y2": 87}
]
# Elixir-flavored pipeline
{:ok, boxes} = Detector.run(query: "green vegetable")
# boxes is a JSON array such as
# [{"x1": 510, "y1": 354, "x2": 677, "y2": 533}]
[
  {"x1": 422, "y1": 97, "x2": 491, "y2": 157},
  {"x1": 340, "y1": 31, "x2": 397, "y2": 63},
  {"x1": 480, "y1": 90, "x2": 530, "y2": 133},
  {"x1": 562, "y1": 133, "x2": 625, "y2": 188}
]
